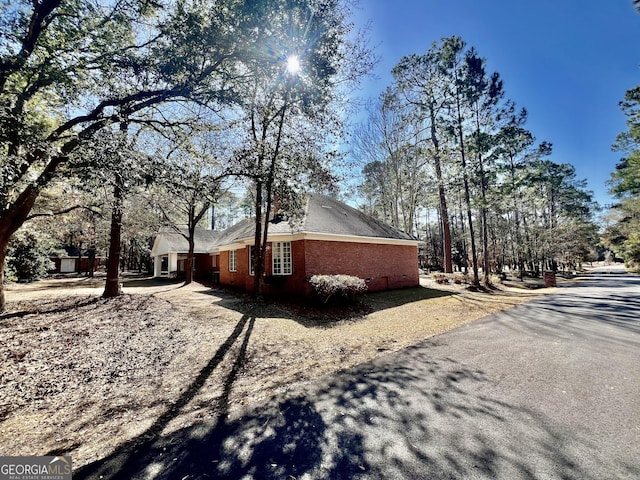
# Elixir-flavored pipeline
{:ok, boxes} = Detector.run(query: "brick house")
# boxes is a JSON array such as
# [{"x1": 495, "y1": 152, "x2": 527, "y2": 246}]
[{"x1": 152, "y1": 194, "x2": 419, "y2": 295}]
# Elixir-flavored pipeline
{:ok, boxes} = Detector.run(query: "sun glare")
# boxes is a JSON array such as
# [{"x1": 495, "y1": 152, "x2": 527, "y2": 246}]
[{"x1": 286, "y1": 55, "x2": 301, "y2": 74}]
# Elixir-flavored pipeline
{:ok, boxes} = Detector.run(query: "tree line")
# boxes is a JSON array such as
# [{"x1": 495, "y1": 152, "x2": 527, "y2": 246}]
[
  {"x1": 354, "y1": 36, "x2": 599, "y2": 286},
  {"x1": 601, "y1": 1, "x2": 640, "y2": 270}
]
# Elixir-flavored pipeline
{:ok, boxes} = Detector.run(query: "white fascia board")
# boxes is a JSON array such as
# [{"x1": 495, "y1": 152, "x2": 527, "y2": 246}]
[
  {"x1": 292, "y1": 232, "x2": 419, "y2": 246},
  {"x1": 211, "y1": 232, "x2": 418, "y2": 253},
  {"x1": 216, "y1": 241, "x2": 249, "y2": 252}
]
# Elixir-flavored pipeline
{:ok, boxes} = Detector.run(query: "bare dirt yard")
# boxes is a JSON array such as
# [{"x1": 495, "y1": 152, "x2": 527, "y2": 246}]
[{"x1": 0, "y1": 274, "x2": 552, "y2": 470}]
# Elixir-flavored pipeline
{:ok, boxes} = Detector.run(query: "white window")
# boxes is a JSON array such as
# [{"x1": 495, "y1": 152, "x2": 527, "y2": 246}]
[
  {"x1": 272, "y1": 242, "x2": 292, "y2": 275},
  {"x1": 229, "y1": 250, "x2": 237, "y2": 272}
]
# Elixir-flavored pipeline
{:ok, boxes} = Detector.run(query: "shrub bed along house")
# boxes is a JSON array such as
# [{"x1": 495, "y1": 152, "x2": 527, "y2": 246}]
[{"x1": 308, "y1": 274, "x2": 367, "y2": 305}]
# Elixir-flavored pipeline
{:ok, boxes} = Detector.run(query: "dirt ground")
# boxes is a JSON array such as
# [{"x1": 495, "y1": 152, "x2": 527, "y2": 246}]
[{"x1": 0, "y1": 274, "x2": 551, "y2": 469}]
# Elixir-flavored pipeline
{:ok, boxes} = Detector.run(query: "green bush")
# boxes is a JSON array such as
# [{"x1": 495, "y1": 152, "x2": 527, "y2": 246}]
[
  {"x1": 623, "y1": 234, "x2": 640, "y2": 272},
  {"x1": 6, "y1": 231, "x2": 55, "y2": 283},
  {"x1": 309, "y1": 274, "x2": 367, "y2": 305}
]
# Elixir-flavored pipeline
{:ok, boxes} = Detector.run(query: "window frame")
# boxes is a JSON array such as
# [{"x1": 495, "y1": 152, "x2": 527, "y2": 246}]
[
  {"x1": 229, "y1": 250, "x2": 237, "y2": 272},
  {"x1": 272, "y1": 241, "x2": 292, "y2": 276}
]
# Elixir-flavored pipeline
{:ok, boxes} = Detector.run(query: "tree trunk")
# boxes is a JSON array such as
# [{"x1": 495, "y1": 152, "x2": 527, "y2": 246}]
[
  {"x1": 103, "y1": 177, "x2": 124, "y2": 298},
  {"x1": 465, "y1": 196, "x2": 479, "y2": 286},
  {"x1": 87, "y1": 246, "x2": 96, "y2": 278},
  {"x1": 480, "y1": 197, "x2": 491, "y2": 286},
  {"x1": 0, "y1": 184, "x2": 41, "y2": 312},
  {"x1": 0, "y1": 240, "x2": 8, "y2": 313},
  {"x1": 185, "y1": 237, "x2": 195, "y2": 285},
  {"x1": 458, "y1": 196, "x2": 469, "y2": 274},
  {"x1": 252, "y1": 181, "x2": 263, "y2": 297},
  {"x1": 429, "y1": 107, "x2": 453, "y2": 273},
  {"x1": 77, "y1": 241, "x2": 83, "y2": 275},
  {"x1": 509, "y1": 157, "x2": 525, "y2": 281},
  {"x1": 252, "y1": 101, "x2": 287, "y2": 298},
  {"x1": 437, "y1": 179, "x2": 453, "y2": 273},
  {"x1": 475, "y1": 114, "x2": 491, "y2": 287},
  {"x1": 453, "y1": 86, "x2": 479, "y2": 285},
  {"x1": 104, "y1": 120, "x2": 129, "y2": 298},
  {"x1": 185, "y1": 206, "x2": 196, "y2": 285}
]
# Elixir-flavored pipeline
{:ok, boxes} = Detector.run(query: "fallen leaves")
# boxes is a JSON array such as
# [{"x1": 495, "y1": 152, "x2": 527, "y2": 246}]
[{"x1": 0, "y1": 277, "x2": 537, "y2": 469}]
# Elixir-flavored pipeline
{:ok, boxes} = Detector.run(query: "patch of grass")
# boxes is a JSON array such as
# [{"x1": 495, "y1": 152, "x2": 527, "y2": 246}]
[{"x1": 364, "y1": 286, "x2": 457, "y2": 311}]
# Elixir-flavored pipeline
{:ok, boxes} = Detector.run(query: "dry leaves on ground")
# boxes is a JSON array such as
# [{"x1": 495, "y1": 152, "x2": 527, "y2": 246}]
[{"x1": 0, "y1": 277, "x2": 545, "y2": 468}]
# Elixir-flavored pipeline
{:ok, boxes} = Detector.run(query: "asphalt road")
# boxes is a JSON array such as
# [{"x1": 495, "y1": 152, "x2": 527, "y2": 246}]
[{"x1": 77, "y1": 265, "x2": 640, "y2": 480}]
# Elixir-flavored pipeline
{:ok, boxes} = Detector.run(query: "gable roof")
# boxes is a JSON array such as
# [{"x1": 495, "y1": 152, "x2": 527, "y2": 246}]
[
  {"x1": 301, "y1": 194, "x2": 415, "y2": 240},
  {"x1": 151, "y1": 227, "x2": 221, "y2": 256},
  {"x1": 152, "y1": 194, "x2": 417, "y2": 256},
  {"x1": 214, "y1": 194, "x2": 415, "y2": 246}
]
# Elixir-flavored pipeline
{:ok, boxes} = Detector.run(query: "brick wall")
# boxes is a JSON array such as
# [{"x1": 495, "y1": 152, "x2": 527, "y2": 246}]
[
  {"x1": 219, "y1": 248, "x2": 251, "y2": 290},
  {"x1": 217, "y1": 239, "x2": 419, "y2": 296},
  {"x1": 302, "y1": 239, "x2": 419, "y2": 292}
]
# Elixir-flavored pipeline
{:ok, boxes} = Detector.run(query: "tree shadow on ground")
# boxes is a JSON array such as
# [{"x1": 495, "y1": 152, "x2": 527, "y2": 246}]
[
  {"x1": 73, "y1": 340, "x2": 638, "y2": 479},
  {"x1": 189, "y1": 284, "x2": 458, "y2": 328},
  {"x1": 4, "y1": 276, "x2": 104, "y2": 292},
  {"x1": 74, "y1": 314, "x2": 256, "y2": 480},
  {"x1": 363, "y1": 286, "x2": 457, "y2": 310},
  {"x1": 0, "y1": 296, "x2": 101, "y2": 321},
  {"x1": 120, "y1": 276, "x2": 184, "y2": 289},
  {"x1": 493, "y1": 274, "x2": 640, "y2": 346}
]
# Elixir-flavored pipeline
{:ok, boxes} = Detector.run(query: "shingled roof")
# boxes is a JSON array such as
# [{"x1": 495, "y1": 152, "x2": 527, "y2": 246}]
[
  {"x1": 152, "y1": 227, "x2": 221, "y2": 255},
  {"x1": 214, "y1": 193, "x2": 415, "y2": 245},
  {"x1": 300, "y1": 194, "x2": 415, "y2": 240},
  {"x1": 153, "y1": 194, "x2": 416, "y2": 255}
]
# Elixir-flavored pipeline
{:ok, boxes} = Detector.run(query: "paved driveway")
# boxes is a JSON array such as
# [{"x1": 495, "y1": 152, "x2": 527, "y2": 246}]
[{"x1": 77, "y1": 266, "x2": 640, "y2": 479}]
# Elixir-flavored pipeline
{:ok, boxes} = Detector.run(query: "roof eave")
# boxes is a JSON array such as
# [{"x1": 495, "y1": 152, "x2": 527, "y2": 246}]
[{"x1": 211, "y1": 231, "x2": 419, "y2": 252}]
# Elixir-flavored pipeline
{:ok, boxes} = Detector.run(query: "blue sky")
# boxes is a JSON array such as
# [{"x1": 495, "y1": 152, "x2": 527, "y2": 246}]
[{"x1": 350, "y1": 1, "x2": 640, "y2": 207}]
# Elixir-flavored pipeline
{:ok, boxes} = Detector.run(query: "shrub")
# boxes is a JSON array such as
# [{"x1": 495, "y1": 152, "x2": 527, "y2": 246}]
[
  {"x1": 452, "y1": 273, "x2": 470, "y2": 284},
  {"x1": 264, "y1": 275, "x2": 287, "y2": 288},
  {"x1": 431, "y1": 273, "x2": 448, "y2": 284},
  {"x1": 623, "y1": 234, "x2": 640, "y2": 272},
  {"x1": 479, "y1": 273, "x2": 503, "y2": 286},
  {"x1": 6, "y1": 231, "x2": 55, "y2": 283},
  {"x1": 309, "y1": 274, "x2": 367, "y2": 305}
]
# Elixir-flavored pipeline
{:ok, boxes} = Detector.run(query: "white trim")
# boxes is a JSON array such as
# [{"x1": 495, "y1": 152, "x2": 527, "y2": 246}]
[
  {"x1": 288, "y1": 232, "x2": 418, "y2": 246},
  {"x1": 215, "y1": 241, "x2": 248, "y2": 253},
  {"x1": 272, "y1": 241, "x2": 292, "y2": 276},
  {"x1": 211, "y1": 231, "x2": 417, "y2": 253},
  {"x1": 229, "y1": 250, "x2": 237, "y2": 272}
]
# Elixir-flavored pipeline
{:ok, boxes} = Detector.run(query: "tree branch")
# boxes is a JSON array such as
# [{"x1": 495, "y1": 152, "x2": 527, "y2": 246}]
[
  {"x1": 0, "y1": 0, "x2": 62, "y2": 91},
  {"x1": 26, "y1": 204, "x2": 102, "y2": 221}
]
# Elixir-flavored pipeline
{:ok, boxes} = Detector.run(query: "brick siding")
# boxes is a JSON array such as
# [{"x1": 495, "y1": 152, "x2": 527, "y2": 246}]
[
  {"x1": 302, "y1": 239, "x2": 419, "y2": 292},
  {"x1": 217, "y1": 239, "x2": 419, "y2": 297}
]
